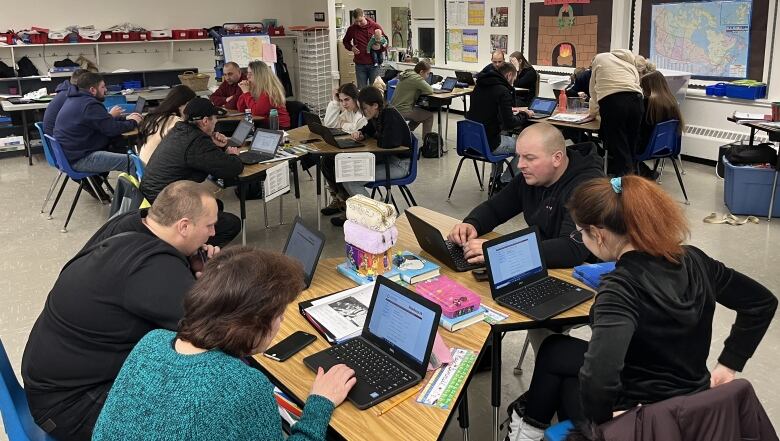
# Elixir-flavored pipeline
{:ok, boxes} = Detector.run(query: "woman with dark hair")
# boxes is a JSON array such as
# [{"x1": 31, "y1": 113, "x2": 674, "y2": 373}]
[
  {"x1": 138, "y1": 85, "x2": 196, "y2": 164},
  {"x1": 634, "y1": 71, "x2": 685, "y2": 177},
  {"x1": 509, "y1": 52, "x2": 537, "y2": 106},
  {"x1": 505, "y1": 176, "x2": 777, "y2": 441},
  {"x1": 92, "y1": 247, "x2": 356, "y2": 441}
]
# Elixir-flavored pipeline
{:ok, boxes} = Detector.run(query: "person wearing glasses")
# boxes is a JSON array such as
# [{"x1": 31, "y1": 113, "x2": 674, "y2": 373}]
[{"x1": 506, "y1": 176, "x2": 777, "y2": 441}]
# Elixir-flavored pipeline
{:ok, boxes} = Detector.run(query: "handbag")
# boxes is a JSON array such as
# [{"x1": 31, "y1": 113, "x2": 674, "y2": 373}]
[{"x1": 345, "y1": 194, "x2": 397, "y2": 232}]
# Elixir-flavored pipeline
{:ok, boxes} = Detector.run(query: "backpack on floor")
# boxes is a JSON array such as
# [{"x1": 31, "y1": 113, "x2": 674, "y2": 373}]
[{"x1": 421, "y1": 132, "x2": 443, "y2": 158}]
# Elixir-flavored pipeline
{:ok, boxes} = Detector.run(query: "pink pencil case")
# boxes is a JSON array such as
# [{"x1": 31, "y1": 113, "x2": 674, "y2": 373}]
[{"x1": 344, "y1": 220, "x2": 397, "y2": 254}]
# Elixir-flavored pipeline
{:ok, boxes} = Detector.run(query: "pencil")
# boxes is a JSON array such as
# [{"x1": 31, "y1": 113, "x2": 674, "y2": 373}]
[{"x1": 374, "y1": 386, "x2": 422, "y2": 416}]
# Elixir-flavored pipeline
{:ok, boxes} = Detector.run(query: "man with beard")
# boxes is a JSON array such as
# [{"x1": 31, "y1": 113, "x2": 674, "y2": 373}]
[{"x1": 54, "y1": 72, "x2": 142, "y2": 174}]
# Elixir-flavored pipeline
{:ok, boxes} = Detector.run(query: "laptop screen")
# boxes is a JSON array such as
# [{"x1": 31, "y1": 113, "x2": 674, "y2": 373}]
[
  {"x1": 485, "y1": 230, "x2": 544, "y2": 290},
  {"x1": 251, "y1": 129, "x2": 282, "y2": 154},
  {"x1": 231, "y1": 121, "x2": 253, "y2": 143},
  {"x1": 134, "y1": 97, "x2": 146, "y2": 113},
  {"x1": 529, "y1": 98, "x2": 557, "y2": 114},
  {"x1": 283, "y1": 218, "x2": 325, "y2": 286},
  {"x1": 367, "y1": 282, "x2": 438, "y2": 365},
  {"x1": 441, "y1": 77, "x2": 458, "y2": 90}
]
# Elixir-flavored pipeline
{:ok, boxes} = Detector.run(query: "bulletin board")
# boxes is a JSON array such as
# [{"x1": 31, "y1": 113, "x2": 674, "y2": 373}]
[
  {"x1": 445, "y1": 0, "x2": 513, "y2": 65},
  {"x1": 222, "y1": 35, "x2": 277, "y2": 73}
]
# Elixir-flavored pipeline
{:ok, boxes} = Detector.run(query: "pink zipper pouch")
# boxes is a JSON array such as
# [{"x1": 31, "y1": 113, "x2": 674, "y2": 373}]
[{"x1": 343, "y1": 220, "x2": 398, "y2": 254}]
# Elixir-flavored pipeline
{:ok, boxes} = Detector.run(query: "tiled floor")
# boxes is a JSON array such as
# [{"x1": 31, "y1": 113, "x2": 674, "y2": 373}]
[{"x1": 1, "y1": 118, "x2": 778, "y2": 440}]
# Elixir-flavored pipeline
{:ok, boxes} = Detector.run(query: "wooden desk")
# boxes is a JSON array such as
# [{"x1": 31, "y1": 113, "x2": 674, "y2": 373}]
[
  {"x1": 528, "y1": 114, "x2": 602, "y2": 172},
  {"x1": 419, "y1": 86, "x2": 474, "y2": 144}
]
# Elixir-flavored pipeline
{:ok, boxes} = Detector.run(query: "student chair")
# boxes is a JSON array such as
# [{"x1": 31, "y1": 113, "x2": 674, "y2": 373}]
[
  {"x1": 368, "y1": 134, "x2": 419, "y2": 213},
  {"x1": 127, "y1": 150, "x2": 144, "y2": 180},
  {"x1": 0, "y1": 338, "x2": 56, "y2": 441},
  {"x1": 386, "y1": 78, "x2": 399, "y2": 102},
  {"x1": 448, "y1": 120, "x2": 515, "y2": 200},
  {"x1": 44, "y1": 134, "x2": 106, "y2": 233},
  {"x1": 544, "y1": 420, "x2": 574, "y2": 441},
  {"x1": 285, "y1": 100, "x2": 311, "y2": 129},
  {"x1": 634, "y1": 119, "x2": 688, "y2": 204},
  {"x1": 33, "y1": 122, "x2": 64, "y2": 214}
]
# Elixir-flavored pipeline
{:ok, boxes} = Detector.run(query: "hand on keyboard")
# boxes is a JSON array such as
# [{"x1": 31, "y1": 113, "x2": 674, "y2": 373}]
[
  {"x1": 447, "y1": 223, "x2": 478, "y2": 246},
  {"x1": 462, "y1": 238, "x2": 487, "y2": 264},
  {"x1": 309, "y1": 364, "x2": 357, "y2": 407}
]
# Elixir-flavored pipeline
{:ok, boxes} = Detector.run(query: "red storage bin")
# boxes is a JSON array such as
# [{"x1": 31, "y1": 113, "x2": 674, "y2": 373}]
[
  {"x1": 30, "y1": 33, "x2": 47, "y2": 44},
  {"x1": 99, "y1": 31, "x2": 114, "y2": 42},
  {"x1": 172, "y1": 29, "x2": 189, "y2": 40},
  {"x1": 138, "y1": 32, "x2": 151, "y2": 41},
  {"x1": 0, "y1": 33, "x2": 14, "y2": 45},
  {"x1": 113, "y1": 31, "x2": 132, "y2": 41},
  {"x1": 128, "y1": 31, "x2": 143, "y2": 41},
  {"x1": 188, "y1": 29, "x2": 206, "y2": 39}
]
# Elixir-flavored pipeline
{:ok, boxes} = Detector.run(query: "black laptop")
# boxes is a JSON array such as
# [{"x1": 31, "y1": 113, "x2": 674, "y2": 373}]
[
  {"x1": 120, "y1": 97, "x2": 146, "y2": 116},
  {"x1": 482, "y1": 227, "x2": 594, "y2": 321},
  {"x1": 433, "y1": 77, "x2": 458, "y2": 94},
  {"x1": 526, "y1": 97, "x2": 558, "y2": 119},
  {"x1": 308, "y1": 121, "x2": 363, "y2": 149},
  {"x1": 226, "y1": 120, "x2": 254, "y2": 147},
  {"x1": 239, "y1": 128, "x2": 283, "y2": 164},
  {"x1": 301, "y1": 111, "x2": 349, "y2": 137},
  {"x1": 304, "y1": 276, "x2": 441, "y2": 410},
  {"x1": 282, "y1": 217, "x2": 326, "y2": 289},
  {"x1": 405, "y1": 210, "x2": 482, "y2": 272},
  {"x1": 455, "y1": 70, "x2": 475, "y2": 86}
]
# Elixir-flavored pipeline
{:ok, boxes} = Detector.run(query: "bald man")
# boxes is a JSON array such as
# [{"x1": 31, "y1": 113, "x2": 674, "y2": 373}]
[{"x1": 448, "y1": 123, "x2": 605, "y2": 268}]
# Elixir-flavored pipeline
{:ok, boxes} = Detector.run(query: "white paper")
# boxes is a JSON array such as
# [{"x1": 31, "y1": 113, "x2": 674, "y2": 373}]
[
  {"x1": 263, "y1": 161, "x2": 290, "y2": 202},
  {"x1": 548, "y1": 113, "x2": 591, "y2": 123},
  {"x1": 335, "y1": 152, "x2": 375, "y2": 183},
  {"x1": 305, "y1": 284, "x2": 375, "y2": 341}
]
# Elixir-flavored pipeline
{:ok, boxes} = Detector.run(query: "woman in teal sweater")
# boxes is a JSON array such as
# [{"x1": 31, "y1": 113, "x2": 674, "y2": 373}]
[{"x1": 92, "y1": 247, "x2": 356, "y2": 441}]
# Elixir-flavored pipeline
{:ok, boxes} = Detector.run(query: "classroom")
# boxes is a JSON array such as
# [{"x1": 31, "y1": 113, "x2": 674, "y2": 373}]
[{"x1": 0, "y1": 0, "x2": 779, "y2": 440}]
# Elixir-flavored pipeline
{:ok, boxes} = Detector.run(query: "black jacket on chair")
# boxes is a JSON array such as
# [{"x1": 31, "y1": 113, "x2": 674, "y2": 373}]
[
  {"x1": 140, "y1": 122, "x2": 244, "y2": 202},
  {"x1": 466, "y1": 68, "x2": 527, "y2": 151}
]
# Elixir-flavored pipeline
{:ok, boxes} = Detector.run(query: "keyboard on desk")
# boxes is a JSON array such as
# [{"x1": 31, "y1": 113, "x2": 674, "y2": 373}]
[
  {"x1": 444, "y1": 240, "x2": 482, "y2": 271},
  {"x1": 326, "y1": 339, "x2": 413, "y2": 395},
  {"x1": 497, "y1": 277, "x2": 592, "y2": 321}
]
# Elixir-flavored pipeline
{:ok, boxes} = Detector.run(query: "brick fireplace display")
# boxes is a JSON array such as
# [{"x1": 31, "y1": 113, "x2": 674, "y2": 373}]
[{"x1": 536, "y1": 15, "x2": 598, "y2": 67}]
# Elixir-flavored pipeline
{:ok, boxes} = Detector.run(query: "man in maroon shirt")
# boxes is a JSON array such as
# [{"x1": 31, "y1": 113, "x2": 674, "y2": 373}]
[
  {"x1": 210, "y1": 62, "x2": 246, "y2": 110},
  {"x1": 342, "y1": 8, "x2": 386, "y2": 89}
]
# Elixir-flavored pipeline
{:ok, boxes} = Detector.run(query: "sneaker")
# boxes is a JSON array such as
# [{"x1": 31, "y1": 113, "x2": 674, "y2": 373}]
[
  {"x1": 320, "y1": 199, "x2": 345, "y2": 216},
  {"x1": 505, "y1": 410, "x2": 545, "y2": 441},
  {"x1": 330, "y1": 215, "x2": 347, "y2": 227}
]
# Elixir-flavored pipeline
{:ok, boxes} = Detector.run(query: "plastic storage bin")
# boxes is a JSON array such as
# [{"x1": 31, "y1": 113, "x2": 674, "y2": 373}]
[
  {"x1": 705, "y1": 83, "x2": 727, "y2": 96},
  {"x1": 172, "y1": 29, "x2": 189, "y2": 40},
  {"x1": 122, "y1": 80, "x2": 142, "y2": 89},
  {"x1": 723, "y1": 157, "x2": 780, "y2": 217},
  {"x1": 725, "y1": 83, "x2": 767, "y2": 100}
]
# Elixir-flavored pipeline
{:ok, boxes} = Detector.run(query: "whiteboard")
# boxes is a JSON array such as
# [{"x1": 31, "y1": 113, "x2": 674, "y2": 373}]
[{"x1": 222, "y1": 35, "x2": 276, "y2": 73}]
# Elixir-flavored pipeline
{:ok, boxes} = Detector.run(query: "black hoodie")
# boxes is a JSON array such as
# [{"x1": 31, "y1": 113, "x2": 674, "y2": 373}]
[
  {"x1": 579, "y1": 246, "x2": 777, "y2": 425},
  {"x1": 466, "y1": 67, "x2": 527, "y2": 150},
  {"x1": 463, "y1": 142, "x2": 604, "y2": 268}
]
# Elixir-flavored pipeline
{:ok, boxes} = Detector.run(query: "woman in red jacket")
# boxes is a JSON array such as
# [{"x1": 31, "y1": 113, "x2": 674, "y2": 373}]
[{"x1": 236, "y1": 61, "x2": 291, "y2": 129}]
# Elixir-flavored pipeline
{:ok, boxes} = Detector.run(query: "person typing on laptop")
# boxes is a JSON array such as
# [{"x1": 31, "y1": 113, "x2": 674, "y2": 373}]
[{"x1": 389, "y1": 60, "x2": 435, "y2": 139}]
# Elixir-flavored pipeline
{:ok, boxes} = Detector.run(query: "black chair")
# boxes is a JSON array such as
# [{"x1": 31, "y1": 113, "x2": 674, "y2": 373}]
[{"x1": 285, "y1": 100, "x2": 311, "y2": 129}]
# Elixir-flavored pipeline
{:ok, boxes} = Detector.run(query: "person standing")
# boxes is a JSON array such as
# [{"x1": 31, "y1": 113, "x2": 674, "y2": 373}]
[
  {"x1": 342, "y1": 8, "x2": 386, "y2": 89},
  {"x1": 209, "y1": 62, "x2": 246, "y2": 110}
]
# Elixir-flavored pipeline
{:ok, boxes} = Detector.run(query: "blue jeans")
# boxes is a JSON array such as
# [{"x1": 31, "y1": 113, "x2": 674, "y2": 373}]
[
  {"x1": 72, "y1": 150, "x2": 135, "y2": 175},
  {"x1": 493, "y1": 135, "x2": 517, "y2": 183},
  {"x1": 355, "y1": 63, "x2": 380, "y2": 89},
  {"x1": 342, "y1": 155, "x2": 411, "y2": 197}
]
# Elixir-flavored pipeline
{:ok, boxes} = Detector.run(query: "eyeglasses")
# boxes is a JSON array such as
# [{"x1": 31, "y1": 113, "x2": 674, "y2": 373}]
[{"x1": 569, "y1": 227, "x2": 585, "y2": 243}]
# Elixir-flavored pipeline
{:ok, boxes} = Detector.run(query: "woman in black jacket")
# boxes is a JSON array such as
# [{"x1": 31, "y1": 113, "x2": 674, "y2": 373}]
[
  {"x1": 509, "y1": 52, "x2": 537, "y2": 106},
  {"x1": 506, "y1": 176, "x2": 777, "y2": 441}
]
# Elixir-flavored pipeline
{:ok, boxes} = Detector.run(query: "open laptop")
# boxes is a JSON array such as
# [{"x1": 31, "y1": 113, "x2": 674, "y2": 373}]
[
  {"x1": 121, "y1": 97, "x2": 146, "y2": 116},
  {"x1": 307, "y1": 120, "x2": 363, "y2": 149},
  {"x1": 226, "y1": 120, "x2": 254, "y2": 147},
  {"x1": 526, "y1": 97, "x2": 558, "y2": 119},
  {"x1": 455, "y1": 71, "x2": 475, "y2": 86},
  {"x1": 301, "y1": 111, "x2": 349, "y2": 137},
  {"x1": 239, "y1": 128, "x2": 283, "y2": 164},
  {"x1": 405, "y1": 210, "x2": 482, "y2": 272},
  {"x1": 282, "y1": 217, "x2": 326, "y2": 289},
  {"x1": 482, "y1": 227, "x2": 594, "y2": 321},
  {"x1": 433, "y1": 77, "x2": 458, "y2": 94},
  {"x1": 304, "y1": 276, "x2": 441, "y2": 410}
]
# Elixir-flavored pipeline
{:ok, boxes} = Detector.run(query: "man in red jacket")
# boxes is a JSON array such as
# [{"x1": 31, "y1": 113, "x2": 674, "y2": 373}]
[
  {"x1": 209, "y1": 62, "x2": 246, "y2": 110},
  {"x1": 342, "y1": 8, "x2": 386, "y2": 89}
]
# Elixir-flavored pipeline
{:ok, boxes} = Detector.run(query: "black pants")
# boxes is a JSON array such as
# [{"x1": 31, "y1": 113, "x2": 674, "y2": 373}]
[
  {"x1": 28, "y1": 383, "x2": 111, "y2": 441},
  {"x1": 211, "y1": 199, "x2": 241, "y2": 247},
  {"x1": 320, "y1": 156, "x2": 349, "y2": 201},
  {"x1": 598, "y1": 92, "x2": 644, "y2": 176},
  {"x1": 523, "y1": 334, "x2": 588, "y2": 425}
]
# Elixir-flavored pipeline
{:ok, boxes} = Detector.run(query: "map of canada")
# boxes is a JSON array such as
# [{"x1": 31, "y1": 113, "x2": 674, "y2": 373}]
[{"x1": 650, "y1": 1, "x2": 751, "y2": 78}]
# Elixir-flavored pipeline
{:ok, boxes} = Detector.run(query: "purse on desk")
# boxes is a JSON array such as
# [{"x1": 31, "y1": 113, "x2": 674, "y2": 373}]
[{"x1": 345, "y1": 195, "x2": 397, "y2": 232}]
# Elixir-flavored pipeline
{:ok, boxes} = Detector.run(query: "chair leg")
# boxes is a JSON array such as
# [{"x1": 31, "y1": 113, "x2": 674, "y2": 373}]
[
  {"x1": 401, "y1": 185, "x2": 417, "y2": 206},
  {"x1": 399, "y1": 186, "x2": 411, "y2": 207},
  {"x1": 447, "y1": 157, "x2": 467, "y2": 201},
  {"x1": 62, "y1": 180, "x2": 85, "y2": 233},
  {"x1": 471, "y1": 159, "x2": 483, "y2": 190},
  {"x1": 657, "y1": 158, "x2": 667, "y2": 183},
  {"x1": 85, "y1": 177, "x2": 106, "y2": 205},
  {"x1": 505, "y1": 160, "x2": 516, "y2": 178},
  {"x1": 41, "y1": 172, "x2": 63, "y2": 213},
  {"x1": 388, "y1": 190, "x2": 399, "y2": 213},
  {"x1": 48, "y1": 177, "x2": 69, "y2": 219},
  {"x1": 513, "y1": 334, "x2": 531, "y2": 375},
  {"x1": 677, "y1": 156, "x2": 686, "y2": 175},
  {"x1": 370, "y1": 187, "x2": 378, "y2": 199},
  {"x1": 670, "y1": 157, "x2": 689, "y2": 205},
  {"x1": 102, "y1": 176, "x2": 114, "y2": 195}
]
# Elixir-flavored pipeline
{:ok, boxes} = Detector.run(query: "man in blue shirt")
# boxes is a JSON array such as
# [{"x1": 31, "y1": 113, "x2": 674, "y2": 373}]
[{"x1": 42, "y1": 69, "x2": 91, "y2": 136}]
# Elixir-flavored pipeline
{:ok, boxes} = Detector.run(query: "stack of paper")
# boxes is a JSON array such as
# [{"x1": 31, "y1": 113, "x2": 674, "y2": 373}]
[{"x1": 548, "y1": 113, "x2": 592, "y2": 124}]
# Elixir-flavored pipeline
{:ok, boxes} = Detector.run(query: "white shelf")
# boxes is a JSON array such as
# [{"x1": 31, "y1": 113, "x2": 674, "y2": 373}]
[{"x1": 5, "y1": 39, "x2": 212, "y2": 49}]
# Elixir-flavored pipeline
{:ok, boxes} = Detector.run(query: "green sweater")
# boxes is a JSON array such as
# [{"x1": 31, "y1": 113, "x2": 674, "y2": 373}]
[
  {"x1": 92, "y1": 329, "x2": 334, "y2": 441},
  {"x1": 390, "y1": 70, "x2": 433, "y2": 114}
]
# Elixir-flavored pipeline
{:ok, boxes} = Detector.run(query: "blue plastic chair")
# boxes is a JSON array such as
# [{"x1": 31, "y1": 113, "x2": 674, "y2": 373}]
[
  {"x1": 448, "y1": 120, "x2": 516, "y2": 200},
  {"x1": 128, "y1": 150, "x2": 144, "y2": 180},
  {"x1": 33, "y1": 122, "x2": 65, "y2": 214},
  {"x1": 44, "y1": 134, "x2": 105, "y2": 232},
  {"x1": 0, "y1": 338, "x2": 56, "y2": 441},
  {"x1": 634, "y1": 119, "x2": 688, "y2": 204},
  {"x1": 386, "y1": 78, "x2": 399, "y2": 102},
  {"x1": 544, "y1": 420, "x2": 574, "y2": 441},
  {"x1": 367, "y1": 134, "x2": 419, "y2": 212}
]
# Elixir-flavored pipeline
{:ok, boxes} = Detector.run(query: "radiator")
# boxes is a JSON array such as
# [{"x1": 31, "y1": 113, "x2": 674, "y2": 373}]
[{"x1": 681, "y1": 124, "x2": 769, "y2": 161}]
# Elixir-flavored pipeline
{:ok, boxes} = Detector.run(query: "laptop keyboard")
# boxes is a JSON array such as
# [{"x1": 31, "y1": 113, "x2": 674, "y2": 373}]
[
  {"x1": 326, "y1": 339, "x2": 413, "y2": 394},
  {"x1": 502, "y1": 278, "x2": 578, "y2": 310},
  {"x1": 445, "y1": 241, "x2": 471, "y2": 268}
]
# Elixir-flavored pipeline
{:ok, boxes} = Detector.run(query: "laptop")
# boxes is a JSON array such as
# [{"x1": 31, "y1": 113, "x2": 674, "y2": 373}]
[
  {"x1": 455, "y1": 71, "x2": 475, "y2": 86},
  {"x1": 121, "y1": 97, "x2": 146, "y2": 116},
  {"x1": 226, "y1": 120, "x2": 254, "y2": 147},
  {"x1": 405, "y1": 210, "x2": 482, "y2": 272},
  {"x1": 239, "y1": 128, "x2": 283, "y2": 164},
  {"x1": 307, "y1": 121, "x2": 364, "y2": 149},
  {"x1": 301, "y1": 111, "x2": 349, "y2": 137},
  {"x1": 303, "y1": 276, "x2": 441, "y2": 410},
  {"x1": 282, "y1": 217, "x2": 326, "y2": 289},
  {"x1": 482, "y1": 227, "x2": 594, "y2": 321},
  {"x1": 526, "y1": 97, "x2": 558, "y2": 119},
  {"x1": 433, "y1": 77, "x2": 458, "y2": 94}
]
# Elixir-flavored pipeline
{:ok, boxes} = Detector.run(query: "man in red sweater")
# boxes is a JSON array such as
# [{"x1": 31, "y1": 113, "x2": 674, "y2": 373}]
[
  {"x1": 342, "y1": 8, "x2": 386, "y2": 89},
  {"x1": 209, "y1": 62, "x2": 246, "y2": 110}
]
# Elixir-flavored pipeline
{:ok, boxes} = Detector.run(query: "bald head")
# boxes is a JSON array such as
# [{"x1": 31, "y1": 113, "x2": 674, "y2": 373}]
[
  {"x1": 491, "y1": 50, "x2": 505, "y2": 69},
  {"x1": 517, "y1": 123, "x2": 566, "y2": 155},
  {"x1": 516, "y1": 123, "x2": 568, "y2": 187}
]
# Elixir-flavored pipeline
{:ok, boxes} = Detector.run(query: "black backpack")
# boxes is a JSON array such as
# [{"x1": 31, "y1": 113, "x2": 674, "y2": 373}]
[
  {"x1": 16, "y1": 56, "x2": 38, "y2": 77},
  {"x1": 726, "y1": 142, "x2": 777, "y2": 166},
  {"x1": 421, "y1": 132, "x2": 444, "y2": 158},
  {"x1": 0, "y1": 60, "x2": 15, "y2": 78}
]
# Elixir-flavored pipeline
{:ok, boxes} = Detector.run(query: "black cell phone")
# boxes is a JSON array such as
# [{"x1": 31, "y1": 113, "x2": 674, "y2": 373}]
[
  {"x1": 472, "y1": 268, "x2": 489, "y2": 282},
  {"x1": 263, "y1": 331, "x2": 316, "y2": 361}
]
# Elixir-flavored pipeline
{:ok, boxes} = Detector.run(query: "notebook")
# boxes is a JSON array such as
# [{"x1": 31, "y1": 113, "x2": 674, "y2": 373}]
[{"x1": 303, "y1": 276, "x2": 441, "y2": 410}]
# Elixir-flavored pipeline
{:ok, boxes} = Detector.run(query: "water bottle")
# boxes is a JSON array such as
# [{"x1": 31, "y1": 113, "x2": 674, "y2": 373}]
[
  {"x1": 269, "y1": 109, "x2": 279, "y2": 130},
  {"x1": 558, "y1": 89, "x2": 567, "y2": 113},
  {"x1": 244, "y1": 108, "x2": 252, "y2": 123}
]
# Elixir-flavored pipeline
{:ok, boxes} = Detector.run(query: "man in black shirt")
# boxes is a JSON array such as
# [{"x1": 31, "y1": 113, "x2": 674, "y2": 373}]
[{"x1": 22, "y1": 181, "x2": 220, "y2": 441}]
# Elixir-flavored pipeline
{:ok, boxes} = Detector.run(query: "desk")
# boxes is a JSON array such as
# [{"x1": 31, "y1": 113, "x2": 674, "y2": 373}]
[
  {"x1": 419, "y1": 87, "x2": 474, "y2": 144},
  {"x1": 0, "y1": 100, "x2": 48, "y2": 165},
  {"x1": 528, "y1": 114, "x2": 602, "y2": 171}
]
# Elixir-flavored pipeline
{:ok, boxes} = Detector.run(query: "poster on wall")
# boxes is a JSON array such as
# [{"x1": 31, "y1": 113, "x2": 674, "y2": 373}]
[
  {"x1": 447, "y1": 29, "x2": 463, "y2": 62},
  {"x1": 462, "y1": 29, "x2": 479, "y2": 62},
  {"x1": 390, "y1": 7, "x2": 410, "y2": 49},
  {"x1": 490, "y1": 7, "x2": 509, "y2": 27},
  {"x1": 447, "y1": 0, "x2": 468, "y2": 27},
  {"x1": 468, "y1": 0, "x2": 486, "y2": 26},
  {"x1": 528, "y1": 1, "x2": 613, "y2": 68},
  {"x1": 490, "y1": 34, "x2": 508, "y2": 53}
]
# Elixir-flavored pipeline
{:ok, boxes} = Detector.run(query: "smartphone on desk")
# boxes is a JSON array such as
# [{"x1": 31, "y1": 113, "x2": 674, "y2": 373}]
[{"x1": 263, "y1": 331, "x2": 317, "y2": 361}]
